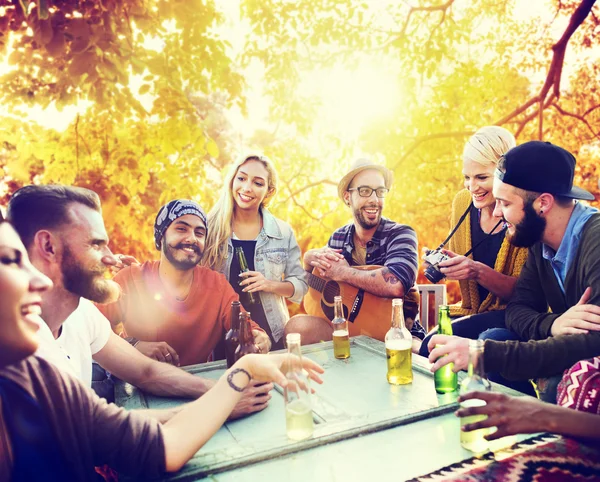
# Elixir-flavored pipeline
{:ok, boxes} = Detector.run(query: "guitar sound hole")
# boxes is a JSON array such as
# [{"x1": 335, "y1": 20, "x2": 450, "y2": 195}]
[{"x1": 322, "y1": 281, "x2": 341, "y2": 304}]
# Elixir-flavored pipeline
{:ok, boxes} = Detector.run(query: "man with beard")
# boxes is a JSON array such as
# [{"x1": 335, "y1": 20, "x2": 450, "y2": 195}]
[
  {"x1": 99, "y1": 199, "x2": 271, "y2": 367},
  {"x1": 428, "y1": 141, "x2": 600, "y2": 398},
  {"x1": 7, "y1": 186, "x2": 271, "y2": 418},
  {"x1": 303, "y1": 158, "x2": 425, "y2": 346}
]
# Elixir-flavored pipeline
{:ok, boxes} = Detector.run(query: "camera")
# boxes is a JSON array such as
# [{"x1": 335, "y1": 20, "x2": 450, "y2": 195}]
[{"x1": 422, "y1": 249, "x2": 450, "y2": 284}]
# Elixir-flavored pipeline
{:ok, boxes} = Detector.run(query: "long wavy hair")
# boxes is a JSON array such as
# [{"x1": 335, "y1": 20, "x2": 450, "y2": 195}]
[{"x1": 203, "y1": 154, "x2": 278, "y2": 271}]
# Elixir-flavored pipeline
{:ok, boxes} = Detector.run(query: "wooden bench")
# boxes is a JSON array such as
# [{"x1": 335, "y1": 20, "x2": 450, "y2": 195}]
[{"x1": 417, "y1": 284, "x2": 447, "y2": 332}]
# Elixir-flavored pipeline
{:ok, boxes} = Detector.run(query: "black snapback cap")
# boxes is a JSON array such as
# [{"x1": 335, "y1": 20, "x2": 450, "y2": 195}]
[{"x1": 495, "y1": 141, "x2": 594, "y2": 201}]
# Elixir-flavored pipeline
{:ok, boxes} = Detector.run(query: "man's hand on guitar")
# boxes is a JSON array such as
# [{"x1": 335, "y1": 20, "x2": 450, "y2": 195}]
[
  {"x1": 312, "y1": 252, "x2": 350, "y2": 281},
  {"x1": 304, "y1": 247, "x2": 344, "y2": 273}
]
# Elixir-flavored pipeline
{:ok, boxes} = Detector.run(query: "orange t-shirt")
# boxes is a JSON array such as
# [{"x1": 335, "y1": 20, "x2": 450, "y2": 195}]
[{"x1": 98, "y1": 261, "x2": 260, "y2": 366}]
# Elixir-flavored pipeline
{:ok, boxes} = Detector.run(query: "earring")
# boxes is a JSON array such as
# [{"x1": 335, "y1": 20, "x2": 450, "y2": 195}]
[{"x1": 540, "y1": 210, "x2": 544, "y2": 215}]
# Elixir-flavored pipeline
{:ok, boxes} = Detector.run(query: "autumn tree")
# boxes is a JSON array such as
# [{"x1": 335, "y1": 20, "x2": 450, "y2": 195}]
[
  {"x1": 0, "y1": 0, "x2": 243, "y2": 257},
  {"x1": 240, "y1": 0, "x2": 599, "y2": 258},
  {"x1": 0, "y1": 0, "x2": 598, "y2": 302}
]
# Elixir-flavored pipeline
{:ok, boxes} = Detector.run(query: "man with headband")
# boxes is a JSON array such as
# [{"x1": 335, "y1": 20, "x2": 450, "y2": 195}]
[{"x1": 99, "y1": 199, "x2": 271, "y2": 367}]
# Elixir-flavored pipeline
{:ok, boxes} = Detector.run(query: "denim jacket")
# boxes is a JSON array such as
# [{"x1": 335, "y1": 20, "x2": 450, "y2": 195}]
[{"x1": 218, "y1": 208, "x2": 308, "y2": 342}]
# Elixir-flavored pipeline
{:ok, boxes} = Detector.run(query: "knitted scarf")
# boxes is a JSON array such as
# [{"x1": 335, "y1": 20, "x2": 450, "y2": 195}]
[{"x1": 447, "y1": 189, "x2": 528, "y2": 317}]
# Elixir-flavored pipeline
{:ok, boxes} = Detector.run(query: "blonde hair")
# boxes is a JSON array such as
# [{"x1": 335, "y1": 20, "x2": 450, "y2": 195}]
[
  {"x1": 203, "y1": 154, "x2": 278, "y2": 271},
  {"x1": 463, "y1": 126, "x2": 516, "y2": 167}
]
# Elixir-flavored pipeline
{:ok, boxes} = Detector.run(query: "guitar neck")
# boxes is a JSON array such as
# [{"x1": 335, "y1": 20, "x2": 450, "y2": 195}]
[{"x1": 307, "y1": 272, "x2": 326, "y2": 293}]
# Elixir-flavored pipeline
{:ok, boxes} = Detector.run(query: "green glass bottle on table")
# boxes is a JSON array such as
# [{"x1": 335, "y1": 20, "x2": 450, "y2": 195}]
[
  {"x1": 284, "y1": 333, "x2": 314, "y2": 441},
  {"x1": 332, "y1": 296, "x2": 350, "y2": 359},
  {"x1": 224, "y1": 301, "x2": 241, "y2": 368},
  {"x1": 459, "y1": 339, "x2": 491, "y2": 453},
  {"x1": 235, "y1": 246, "x2": 260, "y2": 305},
  {"x1": 434, "y1": 305, "x2": 458, "y2": 393},
  {"x1": 385, "y1": 298, "x2": 413, "y2": 385}
]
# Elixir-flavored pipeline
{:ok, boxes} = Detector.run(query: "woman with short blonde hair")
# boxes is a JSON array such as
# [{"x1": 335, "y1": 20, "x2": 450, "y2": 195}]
[{"x1": 420, "y1": 127, "x2": 529, "y2": 391}]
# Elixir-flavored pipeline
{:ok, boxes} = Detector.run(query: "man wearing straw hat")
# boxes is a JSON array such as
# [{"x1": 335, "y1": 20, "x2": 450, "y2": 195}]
[{"x1": 302, "y1": 158, "x2": 425, "y2": 346}]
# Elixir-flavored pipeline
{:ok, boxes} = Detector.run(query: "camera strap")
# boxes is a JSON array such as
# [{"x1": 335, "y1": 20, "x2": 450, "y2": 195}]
[
  {"x1": 436, "y1": 202, "x2": 506, "y2": 257},
  {"x1": 434, "y1": 203, "x2": 473, "y2": 251},
  {"x1": 463, "y1": 218, "x2": 506, "y2": 257}
]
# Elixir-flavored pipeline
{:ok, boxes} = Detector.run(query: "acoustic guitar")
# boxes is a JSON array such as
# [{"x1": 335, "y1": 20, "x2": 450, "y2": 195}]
[{"x1": 303, "y1": 265, "x2": 394, "y2": 342}]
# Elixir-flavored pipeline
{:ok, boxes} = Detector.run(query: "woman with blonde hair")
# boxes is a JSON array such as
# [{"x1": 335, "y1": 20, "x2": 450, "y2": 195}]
[
  {"x1": 419, "y1": 126, "x2": 528, "y2": 361},
  {"x1": 204, "y1": 154, "x2": 308, "y2": 350}
]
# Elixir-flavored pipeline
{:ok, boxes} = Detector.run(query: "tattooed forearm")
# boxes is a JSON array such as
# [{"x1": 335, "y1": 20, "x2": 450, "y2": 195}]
[
  {"x1": 343, "y1": 267, "x2": 404, "y2": 297},
  {"x1": 381, "y1": 267, "x2": 400, "y2": 285}
]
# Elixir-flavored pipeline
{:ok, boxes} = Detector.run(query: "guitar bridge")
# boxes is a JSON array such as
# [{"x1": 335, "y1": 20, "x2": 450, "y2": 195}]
[{"x1": 348, "y1": 290, "x2": 365, "y2": 323}]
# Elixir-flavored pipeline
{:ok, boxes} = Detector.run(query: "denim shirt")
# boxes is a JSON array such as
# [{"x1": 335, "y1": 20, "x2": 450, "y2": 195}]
[
  {"x1": 542, "y1": 202, "x2": 599, "y2": 294},
  {"x1": 218, "y1": 208, "x2": 308, "y2": 342}
]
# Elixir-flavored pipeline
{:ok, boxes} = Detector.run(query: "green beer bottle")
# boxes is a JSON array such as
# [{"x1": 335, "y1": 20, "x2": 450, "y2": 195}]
[
  {"x1": 235, "y1": 246, "x2": 259, "y2": 305},
  {"x1": 434, "y1": 305, "x2": 458, "y2": 393}
]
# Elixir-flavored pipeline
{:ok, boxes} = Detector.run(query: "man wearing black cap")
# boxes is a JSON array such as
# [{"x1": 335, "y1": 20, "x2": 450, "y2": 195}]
[{"x1": 428, "y1": 141, "x2": 600, "y2": 394}]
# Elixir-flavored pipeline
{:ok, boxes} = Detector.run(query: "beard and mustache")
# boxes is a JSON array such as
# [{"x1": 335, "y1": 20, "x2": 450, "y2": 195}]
[
  {"x1": 353, "y1": 204, "x2": 381, "y2": 230},
  {"x1": 61, "y1": 244, "x2": 121, "y2": 304},
  {"x1": 162, "y1": 240, "x2": 203, "y2": 271},
  {"x1": 60, "y1": 237, "x2": 202, "y2": 303},
  {"x1": 507, "y1": 200, "x2": 547, "y2": 248}
]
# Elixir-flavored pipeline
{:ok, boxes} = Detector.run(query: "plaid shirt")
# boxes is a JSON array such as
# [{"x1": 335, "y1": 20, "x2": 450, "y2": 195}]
[{"x1": 328, "y1": 217, "x2": 425, "y2": 339}]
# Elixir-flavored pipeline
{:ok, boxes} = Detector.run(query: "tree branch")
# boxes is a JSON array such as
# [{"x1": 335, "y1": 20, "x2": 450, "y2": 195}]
[
  {"x1": 496, "y1": 0, "x2": 597, "y2": 136},
  {"x1": 551, "y1": 102, "x2": 600, "y2": 140},
  {"x1": 514, "y1": 93, "x2": 556, "y2": 138},
  {"x1": 319, "y1": 0, "x2": 455, "y2": 64},
  {"x1": 393, "y1": 130, "x2": 473, "y2": 171},
  {"x1": 280, "y1": 179, "x2": 337, "y2": 204},
  {"x1": 583, "y1": 103, "x2": 600, "y2": 117}
]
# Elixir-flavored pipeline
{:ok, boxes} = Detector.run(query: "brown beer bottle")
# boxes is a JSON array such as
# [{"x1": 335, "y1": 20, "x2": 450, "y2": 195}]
[
  {"x1": 224, "y1": 301, "x2": 241, "y2": 368},
  {"x1": 235, "y1": 246, "x2": 260, "y2": 305},
  {"x1": 234, "y1": 312, "x2": 259, "y2": 361}
]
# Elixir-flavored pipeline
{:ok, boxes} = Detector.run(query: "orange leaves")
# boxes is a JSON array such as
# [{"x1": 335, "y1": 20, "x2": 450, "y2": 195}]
[
  {"x1": 68, "y1": 51, "x2": 96, "y2": 78},
  {"x1": 45, "y1": 28, "x2": 66, "y2": 56}
]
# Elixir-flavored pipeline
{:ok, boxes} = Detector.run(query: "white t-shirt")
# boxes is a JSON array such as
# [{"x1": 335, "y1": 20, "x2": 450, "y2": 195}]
[{"x1": 35, "y1": 298, "x2": 112, "y2": 387}]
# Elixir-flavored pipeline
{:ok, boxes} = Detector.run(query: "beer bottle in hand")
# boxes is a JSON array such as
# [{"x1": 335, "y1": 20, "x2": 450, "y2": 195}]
[
  {"x1": 434, "y1": 305, "x2": 458, "y2": 393},
  {"x1": 459, "y1": 339, "x2": 491, "y2": 453},
  {"x1": 235, "y1": 246, "x2": 259, "y2": 305},
  {"x1": 234, "y1": 312, "x2": 259, "y2": 361},
  {"x1": 385, "y1": 298, "x2": 413, "y2": 385},
  {"x1": 224, "y1": 301, "x2": 241, "y2": 368},
  {"x1": 332, "y1": 296, "x2": 350, "y2": 359},
  {"x1": 284, "y1": 333, "x2": 314, "y2": 441}
]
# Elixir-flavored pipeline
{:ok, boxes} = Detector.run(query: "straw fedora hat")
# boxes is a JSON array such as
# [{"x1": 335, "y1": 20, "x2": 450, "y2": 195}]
[{"x1": 337, "y1": 158, "x2": 394, "y2": 201}]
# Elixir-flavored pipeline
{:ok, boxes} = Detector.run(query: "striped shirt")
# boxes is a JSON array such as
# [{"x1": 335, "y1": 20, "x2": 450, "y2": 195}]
[{"x1": 328, "y1": 218, "x2": 425, "y2": 339}]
